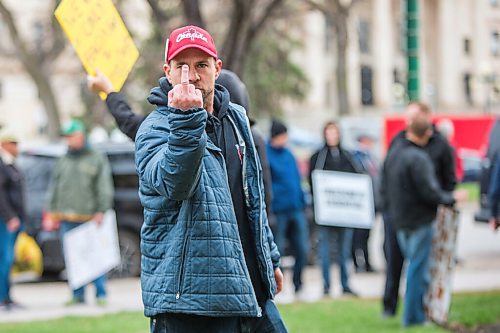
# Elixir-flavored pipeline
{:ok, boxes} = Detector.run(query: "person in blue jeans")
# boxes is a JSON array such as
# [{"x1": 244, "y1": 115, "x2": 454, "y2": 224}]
[
  {"x1": 266, "y1": 120, "x2": 309, "y2": 293},
  {"x1": 381, "y1": 102, "x2": 465, "y2": 326},
  {"x1": 489, "y1": 153, "x2": 500, "y2": 232},
  {"x1": 47, "y1": 120, "x2": 114, "y2": 306},
  {"x1": 308, "y1": 121, "x2": 361, "y2": 297},
  {"x1": 0, "y1": 130, "x2": 24, "y2": 311}
]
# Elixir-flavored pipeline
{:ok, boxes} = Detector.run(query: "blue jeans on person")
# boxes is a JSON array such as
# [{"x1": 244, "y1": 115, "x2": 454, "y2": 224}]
[
  {"x1": 60, "y1": 221, "x2": 107, "y2": 301},
  {"x1": 150, "y1": 299, "x2": 288, "y2": 333},
  {"x1": 397, "y1": 223, "x2": 433, "y2": 327},
  {"x1": 317, "y1": 226, "x2": 354, "y2": 293},
  {"x1": 0, "y1": 218, "x2": 20, "y2": 303},
  {"x1": 274, "y1": 209, "x2": 309, "y2": 291}
]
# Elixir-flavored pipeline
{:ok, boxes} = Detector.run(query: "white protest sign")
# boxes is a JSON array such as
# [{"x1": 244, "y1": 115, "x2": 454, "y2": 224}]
[
  {"x1": 63, "y1": 210, "x2": 121, "y2": 289},
  {"x1": 311, "y1": 170, "x2": 374, "y2": 229}
]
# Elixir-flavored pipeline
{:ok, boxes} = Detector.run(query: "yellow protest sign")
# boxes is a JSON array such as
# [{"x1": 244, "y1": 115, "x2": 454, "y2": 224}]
[{"x1": 55, "y1": 0, "x2": 139, "y2": 99}]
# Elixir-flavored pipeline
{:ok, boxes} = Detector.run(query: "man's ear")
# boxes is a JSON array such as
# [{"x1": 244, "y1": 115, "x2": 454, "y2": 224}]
[
  {"x1": 214, "y1": 59, "x2": 222, "y2": 80},
  {"x1": 163, "y1": 63, "x2": 172, "y2": 84}
]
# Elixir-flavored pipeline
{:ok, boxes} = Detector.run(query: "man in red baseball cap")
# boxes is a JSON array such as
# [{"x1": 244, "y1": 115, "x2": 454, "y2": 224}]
[{"x1": 135, "y1": 25, "x2": 287, "y2": 333}]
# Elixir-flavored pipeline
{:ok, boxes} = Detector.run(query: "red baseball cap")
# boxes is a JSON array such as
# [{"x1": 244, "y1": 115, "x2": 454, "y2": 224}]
[{"x1": 165, "y1": 25, "x2": 218, "y2": 62}]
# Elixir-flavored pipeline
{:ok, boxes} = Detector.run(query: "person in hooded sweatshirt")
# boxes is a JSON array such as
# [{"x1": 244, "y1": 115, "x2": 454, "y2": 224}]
[
  {"x1": 266, "y1": 119, "x2": 309, "y2": 295},
  {"x1": 308, "y1": 121, "x2": 361, "y2": 297},
  {"x1": 134, "y1": 25, "x2": 287, "y2": 333}
]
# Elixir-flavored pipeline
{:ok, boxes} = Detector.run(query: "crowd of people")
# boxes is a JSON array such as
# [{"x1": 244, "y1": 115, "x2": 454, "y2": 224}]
[{"x1": 0, "y1": 23, "x2": 499, "y2": 332}]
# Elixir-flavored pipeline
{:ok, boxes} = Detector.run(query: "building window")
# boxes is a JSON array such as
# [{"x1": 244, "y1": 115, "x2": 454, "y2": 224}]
[
  {"x1": 358, "y1": 19, "x2": 370, "y2": 54},
  {"x1": 463, "y1": 73, "x2": 473, "y2": 106},
  {"x1": 491, "y1": 32, "x2": 500, "y2": 57},
  {"x1": 361, "y1": 65, "x2": 373, "y2": 105},
  {"x1": 464, "y1": 38, "x2": 471, "y2": 56}
]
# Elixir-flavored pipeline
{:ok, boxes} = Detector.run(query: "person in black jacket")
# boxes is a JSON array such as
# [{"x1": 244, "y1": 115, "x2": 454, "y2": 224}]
[
  {"x1": 309, "y1": 121, "x2": 361, "y2": 297},
  {"x1": 0, "y1": 130, "x2": 23, "y2": 310},
  {"x1": 381, "y1": 102, "x2": 457, "y2": 318},
  {"x1": 87, "y1": 69, "x2": 273, "y2": 214},
  {"x1": 382, "y1": 102, "x2": 465, "y2": 327}
]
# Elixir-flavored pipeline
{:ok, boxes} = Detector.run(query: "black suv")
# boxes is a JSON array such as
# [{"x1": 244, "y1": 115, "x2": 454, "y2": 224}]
[
  {"x1": 17, "y1": 141, "x2": 142, "y2": 278},
  {"x1": 475, "y1": 117, "x2": 500, "y2": 222}
]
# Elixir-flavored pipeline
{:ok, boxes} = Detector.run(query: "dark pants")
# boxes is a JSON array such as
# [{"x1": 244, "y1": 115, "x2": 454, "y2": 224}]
[
  {"x1": 150, "y1": 299, "x2": 288, "y2": 333},
  {"x1": 352, "y1": 228, "x2": 372, "y2": 271},
  {"x1": 382, "y1": 212, "x2": 404, "y2": 315}
]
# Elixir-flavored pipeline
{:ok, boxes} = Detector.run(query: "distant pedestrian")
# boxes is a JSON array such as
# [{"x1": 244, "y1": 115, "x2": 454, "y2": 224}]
[
  {"x1": 351, "y1": 134, "x2": 378, "y2": 273},
  {"x1": 309, "y1": 121, "x2": 361, "y2": 297},
  {"x1": 381, "y1": 103, "x2": 457, "y2": 318},
  {"x1": 47, "y1": 119, "x2": 114, "y2": 306},
  {"x1": 488, "y1": 153, "x2": 500, "y2": 232},
  {"x1": 267, "y1": 119, "x2": 309, "y2": 294},
  {"x1": 0, "y1": 129, "x2": 24, "y2": 311},
  {"x1": 381, "y1": 102, "x2": 466, "y2": 327}
]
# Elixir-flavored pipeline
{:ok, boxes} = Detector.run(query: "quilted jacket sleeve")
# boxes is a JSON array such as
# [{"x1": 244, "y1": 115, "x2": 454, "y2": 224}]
[{"x1": 136, "y1": 107, "x2": 208, "y2": 201}]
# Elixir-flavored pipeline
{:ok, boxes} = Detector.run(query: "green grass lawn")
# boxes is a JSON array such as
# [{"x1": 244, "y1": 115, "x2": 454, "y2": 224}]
[
  {"x1": 457, "y1": 182, "x2": 480, "y2": 203},
  {"x1": 0, "y1": 291, "x2": 499, "y2": 333}
]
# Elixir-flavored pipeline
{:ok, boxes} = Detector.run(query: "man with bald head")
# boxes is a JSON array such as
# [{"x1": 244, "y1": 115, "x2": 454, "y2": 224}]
[
  {"x1": 381, "y1": 102, "x2": 457, "y2": 319},
  {"x1": 381, "y1": 102, "x2": 465, "y2": 326},
  {"x1": 135, "y1": 25, "x2": 287, "y2": 333}
]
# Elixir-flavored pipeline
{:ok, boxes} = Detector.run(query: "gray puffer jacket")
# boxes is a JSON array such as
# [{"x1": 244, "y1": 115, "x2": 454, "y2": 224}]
[{"x1": 135, "y1": 80, "x2": 280, "y2": 318}]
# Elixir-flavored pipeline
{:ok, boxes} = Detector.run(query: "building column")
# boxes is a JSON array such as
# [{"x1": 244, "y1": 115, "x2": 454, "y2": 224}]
[
  {"x1": 437, "y1": 0, "x2": 461, "y2": 110},
  {"x1": 373, "y1": 0, "x2": 394, "y2": 108}
]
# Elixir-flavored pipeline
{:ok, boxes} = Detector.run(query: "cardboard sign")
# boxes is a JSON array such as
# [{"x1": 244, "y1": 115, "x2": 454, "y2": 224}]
[
  {"x1": 425, "y1": 206, "x2": 460, "y2": 324},
  {"x1": 55, "y1": 0, "x2": 139, "y2": 99},
  {"x1": 63, "y1": 211, "x2": 121, "y2": 289},
  {"x1": 311, "y1": 170, "x2": 374, "y2": 229}
]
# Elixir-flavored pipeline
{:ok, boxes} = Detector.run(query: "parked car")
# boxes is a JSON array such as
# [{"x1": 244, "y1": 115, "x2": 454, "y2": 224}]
[
  {"x1": 475, "y1": 118, "x2": 500, "y2": 222},
  {"x1": 17, "y1": 141, "x2": 142, "y2": 278},
  {"x1": 458, "y1": 148, "x2": 482, "y2": 183}
]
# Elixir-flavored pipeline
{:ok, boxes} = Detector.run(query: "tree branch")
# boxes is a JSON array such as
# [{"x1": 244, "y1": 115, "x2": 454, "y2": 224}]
[
  {"x1": 303, "y1": 0, "x2": 329, "y2": 15},
  {"x1": 248, "y1": 0, "x2": 283, "y2": 42},
  {"x1": 146, "y1": 0, "x2": 171, "y2": 32},
  {"x1": 41, "y1": 0, "x2": 66, "y2": 64},
  {"x1": 182, "y1": 0, "x2": 205, "y2": 27}
]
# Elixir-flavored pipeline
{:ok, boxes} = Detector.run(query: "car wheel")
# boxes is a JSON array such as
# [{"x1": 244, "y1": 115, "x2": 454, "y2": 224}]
[{"x1": 109, "y1": 230, "x2": 141, "y2": 278}]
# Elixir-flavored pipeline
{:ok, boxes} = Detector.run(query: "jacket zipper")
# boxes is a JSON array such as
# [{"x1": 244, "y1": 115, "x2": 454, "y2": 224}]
[{"x1": 176, "y1": 203, "x2": 192, "y2": 299}]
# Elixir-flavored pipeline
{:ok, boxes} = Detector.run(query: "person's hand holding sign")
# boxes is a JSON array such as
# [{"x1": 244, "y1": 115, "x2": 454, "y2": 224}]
[{"x1": 168, "y1": 65, "x2": 203, "y2": 111}]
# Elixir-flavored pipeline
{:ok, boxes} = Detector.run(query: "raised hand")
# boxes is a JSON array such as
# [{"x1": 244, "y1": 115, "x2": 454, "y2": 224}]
[{"x1": 168, "y1": 65, "x2": 203, "y2": 111}]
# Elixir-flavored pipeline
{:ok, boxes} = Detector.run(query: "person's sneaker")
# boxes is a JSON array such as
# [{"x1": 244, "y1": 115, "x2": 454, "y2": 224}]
[
  {"x1": 6, "y1": 300, "x2": 24, "y2": 310},
  {"x1": 96, "y1": 298, "x2": 107, "y2": 307},
  {"x1": 0, "y1": 300, "x2": 11, "y2": 311},
  {"x1": 381, "y1": 310, "x2": 396, "y2": 319},
  {"x1": 342, "y1": 288, "x2": 359, "y2": 297},
  {"x1": 65, "y1": 298, "x2": 85, "y2": 306}
]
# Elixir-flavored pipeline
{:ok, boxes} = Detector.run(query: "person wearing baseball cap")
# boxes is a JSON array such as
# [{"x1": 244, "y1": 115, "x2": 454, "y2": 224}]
[
  {"x1": 0, "y1": 128, "x2": 24, "y2": 310},
  {"x1": 135, "y1": 25, "x2": 287, "y2": 332}
]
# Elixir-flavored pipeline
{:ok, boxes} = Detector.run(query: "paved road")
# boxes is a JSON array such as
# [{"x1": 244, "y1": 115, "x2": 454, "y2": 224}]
[{"x1": 1, "y1": 202, "x2": 499, "y2": 323}]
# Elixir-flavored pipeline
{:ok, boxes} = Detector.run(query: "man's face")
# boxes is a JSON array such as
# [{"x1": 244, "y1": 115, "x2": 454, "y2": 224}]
[
  {"x1": 64, "y1": 132, "x2": 86, "y2": 150},
  {"x1": 325, "y1": 125, "x2": 340, "y2": 147},
  {"x1": 164, "y1": 48, "x2": 222, "y2": 109},
  {"x1": 1, "y1": 142, "x2": 18, "y2": 157},
  {"x1": 271, "y1": 133, "x2": 288, "y2": 148}
]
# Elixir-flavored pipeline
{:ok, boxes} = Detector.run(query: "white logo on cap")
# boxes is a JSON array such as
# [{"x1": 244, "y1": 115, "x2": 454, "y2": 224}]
[{"x1": 176, "y1": 28, "x2": 208, "y2": 43}]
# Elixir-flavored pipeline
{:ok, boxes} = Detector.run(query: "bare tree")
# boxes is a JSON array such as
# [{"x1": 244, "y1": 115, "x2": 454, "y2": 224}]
[
  {"x1": 145, "y1": 0, "x2": 284, "y2": 77},
  {"x1": 305, "y1": 0, "x2": 363, "y2": 116},
  {"x1": 219, "y1": 0, "x2": 284, "y2": 77},
  {"x1": 0, "y1": 0, "x2": 65, "y2": 140}
]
